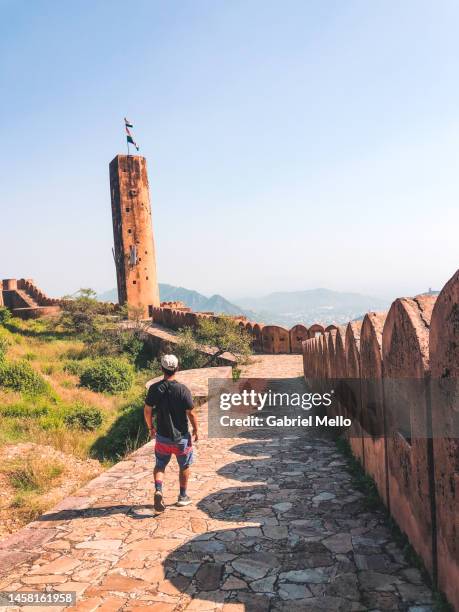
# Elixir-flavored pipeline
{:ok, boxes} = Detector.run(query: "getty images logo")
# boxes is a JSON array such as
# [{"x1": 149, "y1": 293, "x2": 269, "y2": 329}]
[{"x1": 219, "y1": 389, "x2": 334, "y2": 411}]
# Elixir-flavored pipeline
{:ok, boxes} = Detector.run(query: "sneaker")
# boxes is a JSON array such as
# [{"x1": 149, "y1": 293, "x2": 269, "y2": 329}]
[
  {"x1": 154, "y1": 491, "x2": 165, "y2": 512},
  {"x1": 176, "y1": 494, "x2": 192, "y2": 507}
]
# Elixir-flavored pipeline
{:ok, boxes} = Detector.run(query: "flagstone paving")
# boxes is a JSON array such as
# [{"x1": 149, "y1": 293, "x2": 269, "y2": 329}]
[{"x1": 0, "y1": 356, "x2": 434, "y2": 611}]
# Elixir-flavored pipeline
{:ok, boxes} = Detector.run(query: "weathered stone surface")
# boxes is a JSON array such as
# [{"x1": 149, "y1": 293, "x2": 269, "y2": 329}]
[
  {"x1": 75, "y1": 539, "x2": 122, "y2": 550},
  {"x1": 322, "y1": 533, "x2": 353, "y2": 553},
  {"x1": 358, "y1": 570, "x2": 400, "y2": 591},
  {"x1": 97, "y1": 573, "x2": 148, "y2": 592},
  {"x1": 231, "y1": 553, "x2": 278, "y2": 579},
  {"x1": 0, "y1": 360, "x2": 436, "y2": 609},
  {"x1": 397, "y1": 582, "x2": 433, "y2": 603},
  {"x1": 273, "y1": 502, "x2": 292, "y2": 513},
  {"x1": 250, "y1": 575, "x2": 276, "y2": 593},
  {"x1": 109, "y1": 155, "x2": 160, "y2": 317},
  {"x1": 222, "y1": 575, "x2": 247, "y2": 590},
  {"x1": 279, "y1": 568, "x2": 329, "y2": 584},
  {"x1": 29, "y1": 557, "x2": 81, "y2": 575},
  {"x1": 279, "y1": 583, "x2": 312, "y2": 600},
  {"x1": 194, "y1": 563, "x2": 223, "y2": 590}
]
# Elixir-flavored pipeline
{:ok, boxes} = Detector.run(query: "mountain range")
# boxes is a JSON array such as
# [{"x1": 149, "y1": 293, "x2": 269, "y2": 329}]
[
  {"x1": 98, "y1": 284, "x2": 391, "y2": 328},
  {"x1": 98, "y1": 284, "x2": 246, "y2": 316},
  {"x1": 236, "y1": 288, "x2": 390, "y2": 326}
]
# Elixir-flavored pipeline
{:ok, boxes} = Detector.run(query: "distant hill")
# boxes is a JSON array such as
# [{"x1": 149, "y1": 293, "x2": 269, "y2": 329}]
[
  {"x1": 98, "y1": 284, "x2": 390, "y2": 328},
  {"x1": 236, "y1": 288, "x2": 390, "y2": 327},
  {"x1": 98, "y1": 284, "x2": 248, "y2": 317},
  {"x1": 158, "y1": 283, "x2": 247, "y2": 316}
]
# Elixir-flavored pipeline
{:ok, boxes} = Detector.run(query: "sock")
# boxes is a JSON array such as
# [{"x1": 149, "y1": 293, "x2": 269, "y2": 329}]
[
  {"x1": 155, "y1": 480, "x2": 163, "y2": 493},
  {"x1": 180, "y1": 486, "x2": 187, "y2": 497}
]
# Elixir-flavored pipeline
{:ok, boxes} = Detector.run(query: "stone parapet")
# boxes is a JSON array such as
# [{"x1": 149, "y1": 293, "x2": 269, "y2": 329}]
[{"x1": 301, "y1": 269, "x2": 459, "y2": 610}]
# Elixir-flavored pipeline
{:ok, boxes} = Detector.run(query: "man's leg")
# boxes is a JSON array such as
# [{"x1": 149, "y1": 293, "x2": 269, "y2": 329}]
[
  {"x1": 179, "y1": 466, "x2": 190, "y2": 495},
  {"x1": 154, "y1": 455, "x2": 170, "y2": 512},
  {"x1": 176, "y1": 445, "x2": 193, "y2": 506},
  {"x1": 154, "y1": 467, "x2": 165, "y2": 492}
]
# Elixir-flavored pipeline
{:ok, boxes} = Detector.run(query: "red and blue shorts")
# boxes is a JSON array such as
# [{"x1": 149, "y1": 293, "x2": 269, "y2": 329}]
[{"x1": 154, "y1": 433, "x2": 194, "y2": 470}]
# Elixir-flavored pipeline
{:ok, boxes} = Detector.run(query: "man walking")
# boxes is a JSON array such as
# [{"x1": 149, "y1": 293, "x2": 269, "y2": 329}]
[{"x1": 144, "y1": 354, "x2": 199, "y2": 512}]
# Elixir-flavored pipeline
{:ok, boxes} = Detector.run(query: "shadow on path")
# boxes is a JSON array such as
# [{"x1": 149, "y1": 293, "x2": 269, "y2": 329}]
[
  {"x1": 37, "y1": 504, "x2": 160, "y2": 521},
  {"x1": 163, "y1": 431, "x2": 434, "y2": 611}
]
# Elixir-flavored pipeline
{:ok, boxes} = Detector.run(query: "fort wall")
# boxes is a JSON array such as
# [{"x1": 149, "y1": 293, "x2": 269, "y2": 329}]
[
  {"x1": 1, "y1": 279, "x2": 61, "y2": 319},
  {"x1": 301, "y1": 269, "x2": 459, "y2": 609},
  {"x1": 151, "y1": 306, "x2": 330, "y2": 354}
]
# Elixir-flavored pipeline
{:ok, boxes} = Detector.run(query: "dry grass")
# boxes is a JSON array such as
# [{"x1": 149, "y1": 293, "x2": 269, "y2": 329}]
[
  {"x1": 31, "y1": 425, "x2": 98, "y2": 459},
  {"x1": 9, "y1": 493, "x2": 48, "y2": 525},
  {"x1": 0, "y1": 443, "x2": 103, "y2": 537},
  {"x1": 2, "y1": 454, "x2": 65, "y2": 493}
]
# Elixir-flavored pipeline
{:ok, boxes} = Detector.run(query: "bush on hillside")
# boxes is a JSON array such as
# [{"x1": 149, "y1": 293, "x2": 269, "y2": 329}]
[
  {"x1": 0, "y1": 306, "x2": 12, "y2": 325},
  {"x1": 0, "y1": 336, "x2": 9, "y2": 361},
  {"x1": 146, "y1": 358, "x2": 163, "y2": 378},
  {"x1": 90, "y1": 397, "x2": 148, "y2": 460},
  {"x1": 63, "y1": 358, "x2": 94, "y2": 376},
  {"x1": 79, "y1": 357, "x2": 134, "y2": 394},
  {"x1": 174, "y1": 327, "x2": 207, "y2": 370},
  {"x1": 174, "y1": 316, "x2": 252, "y2": 370},
  {"x1": 64, "y1": 403, "x2": 103, "y2": 431},
  {"x1": 84, "y1": 329, "x2": 149, "y2": 370},
  {"x1": 194, "y1": 316, "x2": 252, "y2": 366},
  {"x1": 0, "y1": 361, "x2": 48, "y2": 395},
  {"x1": 60, "y1": 288, "x2": 117, "y2": 338},
  {"x1": 120, "y1": 332, "x2": 144, "y2": 362},
  {"x1": 0, "y1": 403, "x2": 49, "y2": 418}
]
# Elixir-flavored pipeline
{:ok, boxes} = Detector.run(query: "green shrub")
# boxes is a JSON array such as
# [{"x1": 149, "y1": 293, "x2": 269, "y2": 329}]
[
  {"x1": 79, "y1": 357, "x2": 134, "y2": 394},
  {"x1": 64, "y1": 403, "x2": 103, "y2": 431},
  {"x1": 64, "y1": 358, "x2": 94, "y2": 376},
  {"x1": 174, "y1": 327, "x2": 207, "y2": 370},
  {"x1": 41, "y1": 363, "x2": 55, "y2": 375},
  {"x1": 3, "y1": 456, "x2": 64, "y2": 493},
  {"x1": 121, "y1": 333, "x2": 144, "y2": 362},
  {"x1": 37, "y1": 413, "x2": 64, "y2": 430},
  {"x1": 0, "y1": 361, "x2": 48, "y2": 395},
  {"x1": 0, "y1": 403, "x2": 49, "y2": 418},
  {"x1": 146, "y1": 358, "x2": 163, "y2": 377},
  {"x1": 90, "y1": 397, "x2": 147, "y2": 460},
  {"x1": 65, "y1": 346, "x2": 88, "y2": 360},
  {"x1": 0, "y1": 306, "x2": 12, "y2": 325},
  {"x1": 84, "y1": 329, "x2": 147, "y2": 367},
  {"x1": 0, "y1": 336, "x2": 9, "y2": 361}
]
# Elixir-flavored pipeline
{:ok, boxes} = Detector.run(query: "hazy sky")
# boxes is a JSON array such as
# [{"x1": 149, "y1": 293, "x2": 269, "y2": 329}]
[{"x1": 1, "y1": 0, "x2": 458, "y2": 301}]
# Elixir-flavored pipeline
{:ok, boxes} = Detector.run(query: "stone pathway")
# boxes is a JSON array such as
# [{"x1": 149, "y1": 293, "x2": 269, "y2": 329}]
[{"x1": 0, "y1": 356, "x2": 434, "y2": 611}]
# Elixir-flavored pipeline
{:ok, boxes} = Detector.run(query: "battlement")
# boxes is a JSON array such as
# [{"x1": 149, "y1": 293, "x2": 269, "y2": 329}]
[
  {"x1": 301, "y1": 268, "x2": 459, "y2": 610},
  {"x1": 160, "y1": 301, "x2": 190, "y2": 311},
  {"x1": 1, "y1": 278, "x2": 61, "y2": 319},
  {"x1": 151, "y1": 306, "x2": 335, "y2": 354}
]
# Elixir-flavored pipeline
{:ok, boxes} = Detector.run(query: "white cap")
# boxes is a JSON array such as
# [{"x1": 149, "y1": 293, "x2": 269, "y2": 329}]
[{"x1": 161, "y1": 354, "x2": 179, "y2": 371}]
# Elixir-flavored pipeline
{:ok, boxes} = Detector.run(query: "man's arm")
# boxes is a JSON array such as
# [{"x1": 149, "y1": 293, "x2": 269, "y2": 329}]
[
  {"x1": 187, "y1": 408, "x2": 199, "y2": 442},
  {"x1": 144, "y1": 403, "x2": 156, "y2": 438}
]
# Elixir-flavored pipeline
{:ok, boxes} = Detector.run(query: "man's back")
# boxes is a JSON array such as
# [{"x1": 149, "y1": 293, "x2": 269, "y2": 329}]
[{"x1": 146, "y1": 379, "x2": 193, "y2": 438}]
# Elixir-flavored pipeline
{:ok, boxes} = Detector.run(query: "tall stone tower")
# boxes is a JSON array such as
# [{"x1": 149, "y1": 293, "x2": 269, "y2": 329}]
[{"x1": 109, "y1": 155, "x2": 160, "y2": 318}]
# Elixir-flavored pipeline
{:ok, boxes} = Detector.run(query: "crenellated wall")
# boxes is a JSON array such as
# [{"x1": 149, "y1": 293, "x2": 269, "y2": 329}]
[
  {"x1": 301, "y1": 270, "x2": 459, "y2": 610},
  {"x1": 151, "y1": 306, "x2": 328, "y2": 354},
  {"x1": 1, "y1": 279, "x2": 123, "y2": 320},
  {"x1": 1, "y1": 278, "x2": 61, "y2": 319}
]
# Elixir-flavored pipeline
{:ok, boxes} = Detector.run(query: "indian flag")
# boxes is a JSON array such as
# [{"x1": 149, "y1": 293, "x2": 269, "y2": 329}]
[{"x1": 125, "y1": 125, "x2": 139, "y2": 151}]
